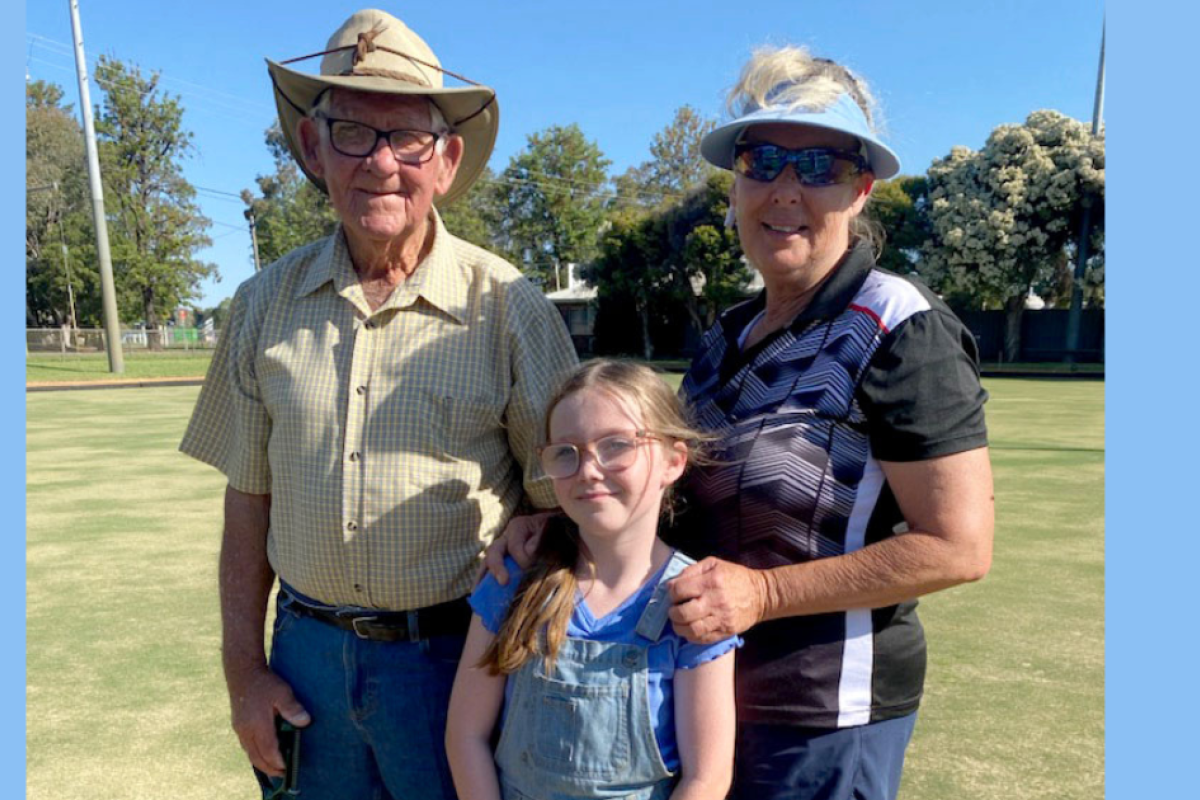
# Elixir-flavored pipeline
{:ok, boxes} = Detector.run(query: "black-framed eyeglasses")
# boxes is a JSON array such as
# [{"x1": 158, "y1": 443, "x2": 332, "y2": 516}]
[
  {"x1": 733, "y1": 143, "x2": 868, "y2": 186},
  {"x1": 538, "y1": 431, "x2": 661, "y2": 479},
  {"x1": 319, "y1": 115, "x2": 442, "y2": 164}
]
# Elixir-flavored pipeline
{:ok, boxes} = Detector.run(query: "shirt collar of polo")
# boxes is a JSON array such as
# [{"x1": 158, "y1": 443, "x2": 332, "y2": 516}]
[
  {"x1": 718, "y1": 239, "x2": 876, "y2": 351},
  {"x1": 293, "y1": 209, "x2": 470, "y2": 326},
  {"x1": 791, "y1": 239, "x2": 876, "y2": 328}
]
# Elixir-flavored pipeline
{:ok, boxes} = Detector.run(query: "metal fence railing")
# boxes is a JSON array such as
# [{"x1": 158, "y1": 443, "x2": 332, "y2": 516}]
[{"x1": 26, "y1": 326, "x2": 220, "y2": 354}]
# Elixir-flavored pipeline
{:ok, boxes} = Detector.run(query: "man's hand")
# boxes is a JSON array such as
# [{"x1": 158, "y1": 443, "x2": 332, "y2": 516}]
[
  {"x1": 667, "y1": 557, "x2": 771, "y2": 644},
  {"x1": 228, "y1": 667, "x2": 311, "y2": 777},
  {"x1": 479, "y1": 511, "x2": 555, "y2": 585}
]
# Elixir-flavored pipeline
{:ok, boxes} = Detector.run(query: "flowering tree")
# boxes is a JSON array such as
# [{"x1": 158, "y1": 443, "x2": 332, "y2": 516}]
[{"x1": 921, "y1": 110, "x2": 1104, "y2": 360}]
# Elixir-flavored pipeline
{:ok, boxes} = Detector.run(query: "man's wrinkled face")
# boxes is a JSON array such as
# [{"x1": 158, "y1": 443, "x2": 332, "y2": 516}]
[{"x1": 298, "y1": 90, "x2": 462, "y2": 250}]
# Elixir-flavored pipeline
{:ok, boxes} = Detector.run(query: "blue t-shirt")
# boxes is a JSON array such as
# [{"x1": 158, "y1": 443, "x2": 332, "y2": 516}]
[{"x1": 470, "y1": 553, "x2": 740, "y2": 772}]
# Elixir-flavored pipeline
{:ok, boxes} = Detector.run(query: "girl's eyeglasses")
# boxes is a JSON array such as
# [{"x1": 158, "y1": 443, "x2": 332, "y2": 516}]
[
  {"x1": 538, "y1": 431, "x2": 660, "y2": 479},
  {"x1": 733, "y1": 143, "x2": 867, "y2": 186}
]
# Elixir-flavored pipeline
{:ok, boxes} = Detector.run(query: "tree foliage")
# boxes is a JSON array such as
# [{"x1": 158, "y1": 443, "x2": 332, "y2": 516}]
[
  {"x1": 241, "y1": 122, "x2": 339, "y2": 267},
  {"x1": 586, "y1": 172, "x2": 748, "y2": 356},
  {"x1": 920, "y1": 110, "x2": 1104, "y2": 359},
  {"x1": 94, "y1": 57, "x2": 215, "y2": 331},
  {"x1": 26, "y1": 80, "x2": 100, "y2": 327},
  {"x1": 613, "y1": 106, "x2": 716, "y2": 211},
  {"x1": 494, "y1": 124, "x2": 611, "y2": 290},
  {"x1": 865, "y1": 176, "x2": 930, "y2": 275},
  {"x1": 438, "y1": 166, "x2": 505, "y2": 254}
]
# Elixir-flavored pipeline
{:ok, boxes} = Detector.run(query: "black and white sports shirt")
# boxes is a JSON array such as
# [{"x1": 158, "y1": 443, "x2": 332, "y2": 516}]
[{"x1": 676, "y1": 241, "x2": 988, "y2": 729}]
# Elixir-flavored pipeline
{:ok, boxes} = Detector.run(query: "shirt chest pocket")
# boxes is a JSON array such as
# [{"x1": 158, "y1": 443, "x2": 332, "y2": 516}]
[{"x1": 377, "y1": 384, "x2": 505, "y2": 460}]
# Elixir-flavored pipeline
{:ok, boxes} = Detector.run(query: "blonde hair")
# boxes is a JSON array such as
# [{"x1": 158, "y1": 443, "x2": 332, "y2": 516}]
[
  {"x1": 727, "y1": 45, "x2": 880, "y2": 131},
  {"x1": 479, "y1": 359, "x2": 712, "y2": 675},
  {"x1": 728, "y1": 45, "x2": 887, "y2": 255}
]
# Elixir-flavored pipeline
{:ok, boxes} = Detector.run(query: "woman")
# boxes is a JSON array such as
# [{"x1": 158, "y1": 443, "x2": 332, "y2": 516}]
[
  {"x1": 663, "y1": 46, "x2": 994, "y2": 800},
  {"x1": 489, "y1": 46, "x2": 994, "y2": 800}
]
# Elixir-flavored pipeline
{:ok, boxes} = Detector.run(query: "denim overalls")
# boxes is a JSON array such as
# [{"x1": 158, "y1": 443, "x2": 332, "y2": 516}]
[{"x1": 494, "y1": 551, "x2": 695, "y2": 800}]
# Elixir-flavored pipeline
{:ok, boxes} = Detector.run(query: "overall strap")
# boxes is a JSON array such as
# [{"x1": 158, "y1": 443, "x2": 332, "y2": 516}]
[{"x1": 634, "y1": 550, "x2": 696, "y2": 642}]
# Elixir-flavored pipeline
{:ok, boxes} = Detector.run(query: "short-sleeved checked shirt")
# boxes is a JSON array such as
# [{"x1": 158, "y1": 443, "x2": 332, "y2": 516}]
[{"x1": 180, "y1": 212, "x2": 578, "y2": 610}]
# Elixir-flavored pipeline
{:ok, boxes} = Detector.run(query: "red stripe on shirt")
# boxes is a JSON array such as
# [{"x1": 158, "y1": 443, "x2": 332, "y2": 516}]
[{"x1": 849, "y1": 303, "x2": 890, "y2": 334}]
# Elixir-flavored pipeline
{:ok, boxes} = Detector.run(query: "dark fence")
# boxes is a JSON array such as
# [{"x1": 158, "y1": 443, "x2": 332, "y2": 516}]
[
  {"x1": 589, "y1": 297, "x2": 1104, "y2": 364},
  {"x1": 957, "y1": 309, "x2": 1105, "y2": 363}
]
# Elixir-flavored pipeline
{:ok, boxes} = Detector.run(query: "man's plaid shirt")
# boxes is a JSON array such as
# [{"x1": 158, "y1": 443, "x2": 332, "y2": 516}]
[{"x1": 180, "y1": 213, "x2": 577, "y2": 610}]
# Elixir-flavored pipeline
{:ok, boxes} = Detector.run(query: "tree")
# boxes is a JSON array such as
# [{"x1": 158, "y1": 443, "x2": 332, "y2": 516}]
[
  {"x1": 585, "y1": 172, "x2": 748, "y2": 357},
  {"x1": 94, "y1": 57, "x2": 215, "y2": 335},
  {"x1": 660, "y1": 172, "x2": 748, "y2": 333},
  {"x1": 587, "y1": 209, "x2": 671, "y2": 358},
  {"x1": 920, "y1": 110, "x2": 1104, "y2": 360},
  {"x1": 26, "y1": 80, "x2": 99, "y2": 328},
  {"x1": 865, "y1": 176, "x2": 930, "y2": 275},
  {"x1": 439, "y1": 166, "x2": 505, "y2": 254},
  {"x1": 495, "y1": 124, "x2": 611, "y2": 290},
  {"x1": 242, "y1": 122, "x2": 339, "y2": 267},
  {"x1": 612, "y1": 106, "x2": 716, "y2": 211}
]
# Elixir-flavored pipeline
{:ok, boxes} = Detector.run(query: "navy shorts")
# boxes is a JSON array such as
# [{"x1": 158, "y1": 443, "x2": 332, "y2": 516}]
[{"x1": 733, "y1": 713, "x2": 917, "y2": 800}]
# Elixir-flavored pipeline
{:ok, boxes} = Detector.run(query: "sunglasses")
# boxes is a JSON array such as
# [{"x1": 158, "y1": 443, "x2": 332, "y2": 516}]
[
  {"x1": 538, "y1": 431, "x2": 661, "y2": 479},
  {"x1": 320, "y1": 116, "x2": 442, "y2": 164},
  {"x1": 733, "y1": 143, "x2": 867, "y2": 186}
]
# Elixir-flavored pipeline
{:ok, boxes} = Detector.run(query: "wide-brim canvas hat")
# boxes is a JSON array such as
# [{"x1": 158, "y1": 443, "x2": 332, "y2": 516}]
[
  {"x1": 266, "y1": 8, "x2": 498, "y2": 206},
  {"x1": 701, "y1": 92, "x2": 901, "y2": 180}
]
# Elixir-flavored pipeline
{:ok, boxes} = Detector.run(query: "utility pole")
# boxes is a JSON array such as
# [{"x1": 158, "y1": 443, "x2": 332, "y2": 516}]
[
  {"x1": 1064, "y1": 17, "x2": 1105, "y2": 364},
  {"x1": 69, "y1": 0, "x2": 124, "y2": 373},
  {"x1": 246, "y1": 209, "x2": 263, "y2": 272}
]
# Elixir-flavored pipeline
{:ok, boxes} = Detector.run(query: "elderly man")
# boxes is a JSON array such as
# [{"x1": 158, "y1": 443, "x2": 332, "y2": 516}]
[{"x1": 180, "y1": 10, "x2": 577, "y2": 800}]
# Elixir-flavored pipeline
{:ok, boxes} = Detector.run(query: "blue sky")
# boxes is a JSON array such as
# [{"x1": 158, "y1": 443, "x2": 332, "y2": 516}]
[{"x1": 25, "y1": 0, "x2": 1104, "y2": 307}]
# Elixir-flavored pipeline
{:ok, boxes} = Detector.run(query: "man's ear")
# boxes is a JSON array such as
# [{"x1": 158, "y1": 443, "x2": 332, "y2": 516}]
[
  {"x1": 296, "y1": 116, "x2": 325, "y2": 179},
  {"x1": 433, "y1": 134, "x2": 465, "y2": 197}
]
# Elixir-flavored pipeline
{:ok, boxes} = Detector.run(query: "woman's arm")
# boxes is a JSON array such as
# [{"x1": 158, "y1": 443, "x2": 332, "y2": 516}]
[
  {"x1": 670, "y1": 651, "x2": 736, "y2": 800},
  {"x1": 445, "y1": 615, "x2": 507, "y2": 800},
  {"x1": 669, "y1": 447, "x2": 995, "y2": 642}
]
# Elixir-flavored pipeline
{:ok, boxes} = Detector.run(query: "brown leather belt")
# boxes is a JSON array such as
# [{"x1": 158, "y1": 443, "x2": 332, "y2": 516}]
[{"x1": 280, "y1": 586, "x2": 471, "y2": 642}]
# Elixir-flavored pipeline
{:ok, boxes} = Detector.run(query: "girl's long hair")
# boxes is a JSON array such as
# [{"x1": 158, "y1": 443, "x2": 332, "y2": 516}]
[{"x1": 478, "y1": 359, "x2": 712, "y2": 675}]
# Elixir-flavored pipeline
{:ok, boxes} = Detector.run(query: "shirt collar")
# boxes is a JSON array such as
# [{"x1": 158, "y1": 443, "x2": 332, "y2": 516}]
[
  {"x1": 791, "y1": 239, "x2": 875, "y2": 328},
  {"x1": 294, "y1": 209, "x2": 470, "y2": 325},
  {"x1": 717, "y1": 239, "x2": 875, "y2": 348}
]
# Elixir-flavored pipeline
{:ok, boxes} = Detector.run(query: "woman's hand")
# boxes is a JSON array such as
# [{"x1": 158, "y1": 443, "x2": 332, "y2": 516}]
[{"x1": 667, "y1": 557, "x2": 771, "y2": 644}]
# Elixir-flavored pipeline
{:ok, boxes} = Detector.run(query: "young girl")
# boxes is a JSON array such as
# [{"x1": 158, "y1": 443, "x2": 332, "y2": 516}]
[{"x1": 445, "y1": 360, "x2": 738, "y2": 800}]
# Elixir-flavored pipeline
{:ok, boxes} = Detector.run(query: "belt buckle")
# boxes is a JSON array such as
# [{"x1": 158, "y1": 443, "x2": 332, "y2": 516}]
[{"x1": 350, "y1": 615, "x2": 380, "y2": 639}]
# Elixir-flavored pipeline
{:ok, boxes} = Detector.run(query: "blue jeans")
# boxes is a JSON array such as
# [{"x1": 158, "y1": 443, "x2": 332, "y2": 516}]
[
  {"x1": 262, "y1": 590, "x2": 465, "y2": 800},
  {"x1": 733, "y1": 713, "x2": 917, "y2": 800}
]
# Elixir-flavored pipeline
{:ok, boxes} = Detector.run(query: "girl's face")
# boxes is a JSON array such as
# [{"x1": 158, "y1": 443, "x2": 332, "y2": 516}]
[{"x1": 546, "y1": 387, "x2": 687, "y2": 543}]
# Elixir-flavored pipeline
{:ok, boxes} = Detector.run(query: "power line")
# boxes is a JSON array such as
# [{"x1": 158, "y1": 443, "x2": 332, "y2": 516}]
[
  {"x1": 194, "y1": 185, "x2": 243, "y2": 198},
  {"x1": 27, "y1": 54, "x2": 267, "y2": 128},
  {"x1": 26, "y1": 32, "x2": 272, "y2": 114}
]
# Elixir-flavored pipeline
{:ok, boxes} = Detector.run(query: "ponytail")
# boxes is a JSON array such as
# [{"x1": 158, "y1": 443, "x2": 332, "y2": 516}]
[{"x1": 478, "y1": 517, "x2": 586, "y2": 674}]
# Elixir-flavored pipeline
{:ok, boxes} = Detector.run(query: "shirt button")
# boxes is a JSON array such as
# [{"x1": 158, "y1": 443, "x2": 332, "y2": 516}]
[
  {"x1": 354, "y1": 584, "x2": 364, "y2": 592},
  {"x1": 364, "y1": 320, "x2": 376, "y2": 329},
  {"x1": 356, "y1": 385, "x2": 367, "y2": 395},
  {"x1": 347, "y1": 521, "x2": 358, "y2": 532},
  {"x1": 349, "y1": 452, "x2": 360, "y2": 462}
]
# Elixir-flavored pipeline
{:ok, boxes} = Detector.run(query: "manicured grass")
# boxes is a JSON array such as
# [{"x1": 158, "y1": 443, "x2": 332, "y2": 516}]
[
  {"x1": 25, "y1": 378, "x2": 1103, "y2": 800},
  {"x1": 26, "y1": 350, "x2": 214, "y2": 383}
]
